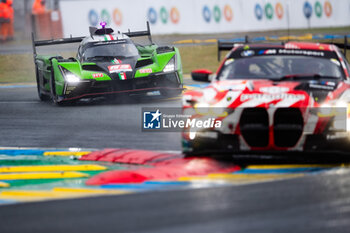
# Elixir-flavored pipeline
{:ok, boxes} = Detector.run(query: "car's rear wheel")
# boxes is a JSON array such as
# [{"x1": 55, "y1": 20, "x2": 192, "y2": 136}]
[{"x1": 36, "y1": 67, "x2": 50, "y2": 101}]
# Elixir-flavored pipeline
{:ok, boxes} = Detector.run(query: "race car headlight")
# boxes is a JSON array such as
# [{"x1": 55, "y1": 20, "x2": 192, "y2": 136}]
[
  {"x1": 318, "y1": 102, "x2": 348, "y2": 117},
  {"x1": 193, "y1": 103, "x2": 228, "y2": 117},
  {"x1": 163, "y1": 56, "x2": 175, "y2": 73},
  {"x1": 319, "y1": 102, "x2": 348, "y2": 132},
  {"x1": 65, "y1": 73, "x2": 80, "y2": 83},
  {"x1": 59, "y1": 66, "x2": 80, "y2": 83},
  {"x1": 189, "y1": 131, "x2": 196, "y2": 140},
  {"x1": 318, "y1": 104, "x2": 334, "y2": 117}
]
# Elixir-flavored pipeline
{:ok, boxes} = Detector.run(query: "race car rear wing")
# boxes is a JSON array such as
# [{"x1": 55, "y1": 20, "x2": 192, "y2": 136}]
[
  {"x1": 32, "y1": 21, "x2": 152, "y2": 58},
  {"x1": 217, "y1": 35, "x2": 350, "y2": 60},
  {"x1": 31, "y1": 33, "x2": 84, "y2": 58},
  {"x1": 217, "y1": 36, "x2": 249, "y2": 61},
  {"x1": 124, "y1": 21, "x2": 152, "y2": 42}
]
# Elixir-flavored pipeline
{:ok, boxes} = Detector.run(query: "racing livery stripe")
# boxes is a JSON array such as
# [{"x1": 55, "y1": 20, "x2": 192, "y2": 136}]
[{"x1": 103, "y1": 34, "x2": 114, "y2": 41}]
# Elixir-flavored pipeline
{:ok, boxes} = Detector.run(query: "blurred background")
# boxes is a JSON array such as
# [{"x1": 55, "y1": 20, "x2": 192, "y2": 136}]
[
  {"x1": 6, "y1": 0, "x2": 350, "y2": 40},
  {"x1": 0, "y1": 0, "x2": 349, "y2": 83}
]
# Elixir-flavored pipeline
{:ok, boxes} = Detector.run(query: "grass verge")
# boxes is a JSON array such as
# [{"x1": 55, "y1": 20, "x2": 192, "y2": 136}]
[{"x1": 0, "y1": 42, "x2": 349, "y2": 83}]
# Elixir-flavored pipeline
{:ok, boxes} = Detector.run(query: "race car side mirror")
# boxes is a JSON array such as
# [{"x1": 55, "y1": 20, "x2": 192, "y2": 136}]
[{"x1": 191, "y1": 69, "x2": 212, "y2": 82}]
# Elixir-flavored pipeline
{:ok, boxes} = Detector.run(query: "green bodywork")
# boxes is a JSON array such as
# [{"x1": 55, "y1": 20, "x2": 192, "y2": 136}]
[{"x1": 35, "y1": 44, "x2": 183, "y2": 96}]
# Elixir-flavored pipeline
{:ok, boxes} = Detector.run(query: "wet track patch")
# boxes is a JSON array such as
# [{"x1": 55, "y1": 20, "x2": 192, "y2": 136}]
[{"x1": 0, "y1": 148, "x2": 344, "y2": 205}]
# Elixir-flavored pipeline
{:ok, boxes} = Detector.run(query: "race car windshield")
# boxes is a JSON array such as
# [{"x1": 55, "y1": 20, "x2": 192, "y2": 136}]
[
  {"x1": 82, "y1": 41, "x2": 139, "y2": 61},
  {"x1": 218, "y1": 56, "x2": 344, "y2": 81}
]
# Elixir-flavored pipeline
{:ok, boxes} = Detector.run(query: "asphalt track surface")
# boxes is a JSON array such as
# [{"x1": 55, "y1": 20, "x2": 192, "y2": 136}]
[
  {"x1": 1, "y1": 169, "x2": 350, "y2": 233},
  {"x1": 0, "y1": 86, "x2": 182, "y2": 150}
]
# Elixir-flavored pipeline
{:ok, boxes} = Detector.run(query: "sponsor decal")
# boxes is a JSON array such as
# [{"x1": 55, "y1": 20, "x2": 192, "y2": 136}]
[
  {"x1": 101, "y1": 9, "x2": 111, "y2": 25},
  {"x1": 88, "y1": 8, "x2": 123, "y2": 27},
  {"x1": 324, "y1": 1, "x2": 332, "y2": 18},
  {"x1": 324, "y1": 81, "x2": 335, "y2": 86},
  {"x1": 255, "y1": 4, "x2": 263, "y2": 20},
  {"x1": 202, "y1": 5, "x2": 233, "y2": 23},
  {"x1": 315, "y1": 1, "x2": 322, "y2": 18},
  {"x1": 241, "y1": 93, "x2": 305, "y2": 102},
  {"x1": 65, "y1": 86, "x2": 76, "y2": 95},
  {"x1": 265, "y1": 3, "x2": 274, "y2": 20},
  {"x1": 275, "y1": 3, "x2": 284, "y2": 19},
  {"x1": 160, "y1": 7, "x2": 168, "y2": 24},
  {"x1": 108, "y1": 64, "x2": 132, "y2": 73},
  {"x1": 113, "y1": 9, "x2": 122, "y2": 26},
  {"x1": 309, "y1": 84, "x2": 334, "y2": 90},
  {"x1": 260, "y1": 86, "x2": 289, "y2": 94},
  {"x1": 258, "y1": 49, "x2": 277, "y2": 55},
  {"x1": 148, "y1": 7, "x2": 180, "y2": 24},
  {"x1": 255, "y1": 2, "x2": 283, "y2": 21},
  {"x1": 92, "y1": 73, "x2": 103, "y2": 78},
  {"x1": 93, "y1": 40, "x2": 126, "y2": 45},
  {"x1": 170, "y1": 7, "x2": 180, "y2": 24},
  {"x1": 241, "y1": 50, "x2": 255, "y2": 57},
  {"x1": 148, "y1": 8, "x2": 157, "y2": 24},
  {"x1": 203, "y1": 6, "x2": 211, "y2": 23},
  {"x1": 278, "y1": 49, "x2": 324, "y2": 56},
  {"x1": 224, "y1": 5, "x2": 233, "y2": 22},
  {"x1": 213, "y1": 5, "x2": 221, "y2": 23},
  {"x1": 303, "y1": 1, "x2": 332, "y2": 19},
  {"x1": 304, "y1": 2, "x2": 313, "y2": 19},
  {"x1": 139, "y1": 68, "x2": 153, "y2": 74},
  {"x1": 285, "y1": 43, "x2": 300, "y2": 49},
  {"x1": 88, "y1": 10, "x2": 99, "y2": 26}
]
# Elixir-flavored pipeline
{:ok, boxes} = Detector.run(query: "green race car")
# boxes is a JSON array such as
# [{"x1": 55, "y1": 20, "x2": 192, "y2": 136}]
[{"x1": 32, "y1": 22, "x2": 183, "y2": 105}]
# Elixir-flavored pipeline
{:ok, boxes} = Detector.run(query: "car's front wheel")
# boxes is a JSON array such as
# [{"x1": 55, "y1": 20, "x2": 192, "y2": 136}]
[
  {"x1": 50, "y1": 72, "x2": 68, "y2": 106},
  {"x1": 36, "y1": 67, "x2": 50, "y2": 101}
]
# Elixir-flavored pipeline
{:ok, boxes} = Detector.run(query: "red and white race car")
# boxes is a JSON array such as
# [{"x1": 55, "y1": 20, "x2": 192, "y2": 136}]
[{"x1": 182, "y1": 41, "x2": 350, "y2": 155}]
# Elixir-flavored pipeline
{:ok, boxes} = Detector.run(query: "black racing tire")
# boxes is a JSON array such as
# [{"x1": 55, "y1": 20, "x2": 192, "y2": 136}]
[
  {"x1": 50, "y1": 70, "x2": 71, "y2": 106},
  {"x1": 50, "y1": 72, "x2": 60, "y2": 105},
  {"x1": 36, "y1": 66, "x2": 50, "y2": 101}
]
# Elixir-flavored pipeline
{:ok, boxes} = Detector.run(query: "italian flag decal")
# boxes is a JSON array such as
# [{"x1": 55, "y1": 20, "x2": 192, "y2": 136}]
[
  {"x1": 119, "y1": 73, "x2": 127, "y2": 80},
  {"x1": 104, "y1": 34, "x2": 115, "y2": 41}
]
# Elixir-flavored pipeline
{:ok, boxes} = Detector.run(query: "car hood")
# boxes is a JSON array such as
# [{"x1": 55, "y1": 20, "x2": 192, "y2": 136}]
[
  {"x1": 184, "y1": 79, "x2": 342, "y2": 108},
  {"x1": 84, "y1": 56, "x2": 139, "y2": 80}
]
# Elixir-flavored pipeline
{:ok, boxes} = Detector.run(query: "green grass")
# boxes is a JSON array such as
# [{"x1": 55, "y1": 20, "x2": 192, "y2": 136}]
[
  {"x1": 179, "y1": 44, "x2": 221, "y2": 74},
  {"x1": 0, "y1": 54, "x2": 36, "y2": 83},
  {"x1": 0, "y1": 52, "x2": 75, "y2": 83}
]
